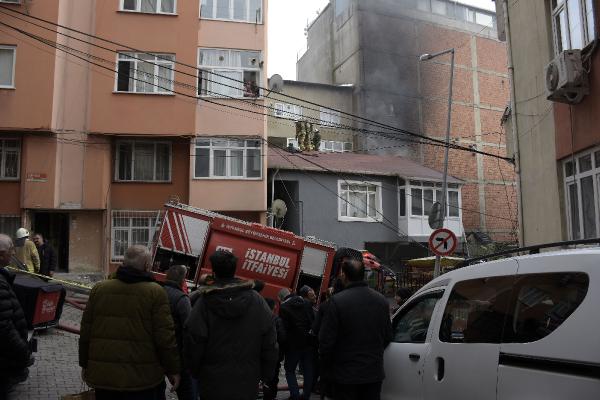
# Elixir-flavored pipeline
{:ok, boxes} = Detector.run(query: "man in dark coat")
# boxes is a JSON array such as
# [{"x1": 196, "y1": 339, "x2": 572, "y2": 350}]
[
  {"x1": 184, "y1": 250, "x2": 278, "y2": 400},
  {"x1": 79, "y1": 245, "x2": 180, "y2": 400},
  {"x1": 279, "y1": 287, "x2": 315, "y2": 400},
  {"x1": 163, "y1": 265, "x2": 195, "y2": 400},
  {"x1": 319, "y1": 258, "x2": 393, "y2": 400},
  {"x1": 0, "y1": 234, "x2": 32, "y2": 399},
  {"x1": 263, "y1": 297, "x2": 286, "y2": 400},
  {"x1": 32, "y1": 233, "x2": 57, "y2": 277}
]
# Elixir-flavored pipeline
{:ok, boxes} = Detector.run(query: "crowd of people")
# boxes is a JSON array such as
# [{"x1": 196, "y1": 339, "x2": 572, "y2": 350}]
[{"x1": 0, "y1": 234, "x2": 397, "y2": 400}]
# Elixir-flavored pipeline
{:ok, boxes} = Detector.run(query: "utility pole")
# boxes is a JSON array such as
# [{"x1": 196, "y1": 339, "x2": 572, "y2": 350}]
[{"x1": 420, "y1": 48, "x2": 455, "y2": 278}]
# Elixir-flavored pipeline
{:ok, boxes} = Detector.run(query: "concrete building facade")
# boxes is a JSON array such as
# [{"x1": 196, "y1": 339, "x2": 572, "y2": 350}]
[
  {"x1": 267, "y1": 79, "x2": 356, "y2": 152},
  {"x1": 297, "y1": 0, "x2": 517, "y2": 246},
  {"x1": 498, "y1": 0, "x2": 598, "y2": 246},
  {"x1": 0, "y1": 0, "x2": 268, "y2": 272}
]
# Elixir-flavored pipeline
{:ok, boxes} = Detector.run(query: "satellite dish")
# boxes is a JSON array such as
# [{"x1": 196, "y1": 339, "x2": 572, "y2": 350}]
[
  {"x1": 272, "y1": 199, "x2": 288, "y2": 219},
  {"x1": 269, "y1": 74, "x2": 284, "y2": 93},
  {"x1": 428, "y1": 201, "x2": 444, "y2": 230}
]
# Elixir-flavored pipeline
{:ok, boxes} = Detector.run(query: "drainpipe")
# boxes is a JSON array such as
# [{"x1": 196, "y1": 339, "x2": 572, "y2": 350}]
[
  {"x1": 270, "y1": 169, "x2": 279, "y2": 227},
  {"x1": 504, "y1": 0, "x2": 525, "y2": 246}
]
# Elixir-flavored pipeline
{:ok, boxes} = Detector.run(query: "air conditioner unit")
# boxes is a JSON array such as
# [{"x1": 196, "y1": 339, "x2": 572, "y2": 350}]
[{"x1": 545, "y1": 50, "x2": 589, "y2": 104}]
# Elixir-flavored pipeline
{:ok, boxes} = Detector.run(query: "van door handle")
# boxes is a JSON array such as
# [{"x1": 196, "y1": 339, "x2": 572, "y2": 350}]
[
  {"x1": 409, "y1": 353, "x2": 420, "y2": 361},
  {"x1": 436, "y1": 357, "x2": 445, "y2": 381}
]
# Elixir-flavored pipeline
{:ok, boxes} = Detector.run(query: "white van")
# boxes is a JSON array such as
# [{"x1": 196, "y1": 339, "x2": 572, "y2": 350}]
[{"x1": 382, "y1": 249, "x2": 600, "y2": 400}]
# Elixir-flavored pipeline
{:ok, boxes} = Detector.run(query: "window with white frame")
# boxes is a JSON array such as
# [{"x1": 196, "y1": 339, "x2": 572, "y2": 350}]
[
  {"x1": 0, "y1": 139, "x2": 20, "y2": 180},
  {"x1": 200, "y1": 0, "x2": 262, "y2": 23},
  {"x1": 338, "y1": 181, "x2": 382, "y2": 222},
  {"x1": 551, "y1": 0, "x2": 595, "y2": 54},
  {"x1": 0, "y1": 46, "x2": 16, "y2": 88},
  {"x1": 407, "y1": 181, "x2": 460, "y2": 218},
  {"x1": 274, "y1": 103, "x2": 302, "y2": 119},
  {"x1": 320, "y1": 140, "x2": 353, "y2": 153},
  {"x1": 120, "y1": 0, "x2": 176, "y2": 14},
  {"x1": 115, "y1": 141, "x2": 171, "y2": 182},
  {"x1": 319, "y1": 107, "x2": 341, "y2": 127},
  {"x1": 563, "y1": 148, "x2": 600, "y2": 239},
  {"x1": 195, "y1": 138, "x2": 262, "y2": 179},
  {"x1": 197, "y1": 48, "x2": 261, "y2": 98},
  {"x1": 112, "y1": 210, "x2": 162, "y2": 260},
  {"x1": 116, "y1": 52, "x2": 174, "y2": 94}
]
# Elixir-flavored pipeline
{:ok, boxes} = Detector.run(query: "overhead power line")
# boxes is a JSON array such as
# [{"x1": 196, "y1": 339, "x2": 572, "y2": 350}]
[{"x1": 0, "y1": 5, "x2": 514, "y2": 163}]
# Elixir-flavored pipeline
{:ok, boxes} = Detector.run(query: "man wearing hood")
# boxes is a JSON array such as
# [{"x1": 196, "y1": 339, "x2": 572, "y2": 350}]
[
  {"x1": 79, "y1": 245, "x2": 181, "y2": 400},
  {"x1": 184, "y1": 250, "x2": 278, "y2": 400},
  {"x1": 0, "y1": 234, "x2": 32, "y2": 399}
]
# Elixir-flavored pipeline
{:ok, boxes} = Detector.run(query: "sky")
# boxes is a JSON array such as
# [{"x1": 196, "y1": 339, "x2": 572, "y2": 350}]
[{"x1": 267, "y1": 0, "x2": 496, "y2": 80}]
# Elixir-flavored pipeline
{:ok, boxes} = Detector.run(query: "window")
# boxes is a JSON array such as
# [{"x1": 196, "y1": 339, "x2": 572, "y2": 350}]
[
  {"x1": 392, "y1": 292, "x2": 443, "y2": 343},
  {"x1": 563, "y1": 147, "x2": 600, "y2": 239},
  {"x1": 116, "y1": 53, "x2": 174, "y2": 94},
  {"x1": 194, "y1": 138, "x2": 262, "y2": 179},
  {"x1": 503, "y1": 273, "x2": 588, "y2": 343},
  {"x1": 112, "y1": 211, "x2": 162, "y2": 260},
  {"x1": 0, "y1": 215, "x2": 20, "y2": 237},
  {"x1": 200, "y1": 0, "x2": 262, "y2": 23},
  {"x1": 409, "y1": 181, "x2": 460, "y2": 218},
  {"x1": 0, "y1": 139, "x2": 20, "y2": 179},
  {"x1": 115, "y1": 141, "x2": 171, "y2": 182},
  {"x1": 274, "y1": 103, "x2": 302, "y2": 119},
  {"x1": 0, "y1": 46, "x2": 16, "y2": 88},
  {"x1": 440, "y1": 276, "x2": 516, "y2": 343},
  {"x1": 431, "y1": 0, "x2": 446, "y2": 15},
  {"x1": 319, "y1": 108, "x2": 341, "y2": 127},
  {"x1": 120, "y1": 0, "x2": 176, "y2": 14},
  {"x1": 198, "y1": 48, "x2": 261, "y2": 98},
  {"x1": 286, "y1": 138, "x2": 299, "y2": 150},
  {"x1": 335, "y1": 0, "x2": 350, "y2": 17},
  {"x1": 552, "y1": 0, "x2": 595, "y2": 54},
  {"x1": 338, "y1": 181, "x2": 382, "y2": 222},
  {"x1": 319, "y1": 140, "x2": 353, "y2": 153}
]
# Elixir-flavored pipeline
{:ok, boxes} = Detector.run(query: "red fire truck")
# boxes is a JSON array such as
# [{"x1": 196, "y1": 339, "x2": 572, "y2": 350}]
[{"x1": 152, "y1": 202, "x2": 386, "y2": 300}]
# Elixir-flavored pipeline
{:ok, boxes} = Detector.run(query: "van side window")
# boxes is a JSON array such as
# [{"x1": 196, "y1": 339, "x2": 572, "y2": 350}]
[
  {"x1": 439, "y1": 277, "x2": 515, "y2": 343},
  {"x1": 392, "y1": 292, "x2": 442, "y2": 343},
  {"x1": 503, "y1": 272, "x2": 588, "y2": 343}
]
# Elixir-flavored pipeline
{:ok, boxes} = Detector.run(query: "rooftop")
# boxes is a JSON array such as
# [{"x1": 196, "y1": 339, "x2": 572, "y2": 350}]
[{"x1": 268, "y1": 150, "x2": 462, "y2": 183}]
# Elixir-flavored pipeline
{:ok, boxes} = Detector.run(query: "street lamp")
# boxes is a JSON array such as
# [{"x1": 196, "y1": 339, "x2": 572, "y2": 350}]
[{"x1": 419, "y1": 48, "x2": 455, "y2": 278}]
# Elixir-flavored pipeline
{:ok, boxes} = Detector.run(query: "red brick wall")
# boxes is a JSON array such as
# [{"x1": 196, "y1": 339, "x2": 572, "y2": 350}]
[{"x1": 418, "y1": 22, "x2": 517, "y2": 242}]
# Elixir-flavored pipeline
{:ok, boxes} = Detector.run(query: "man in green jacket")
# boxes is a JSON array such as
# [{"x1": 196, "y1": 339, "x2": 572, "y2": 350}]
[{"x1": 79, "y1": 245, "x2": 180, "y2": 400}]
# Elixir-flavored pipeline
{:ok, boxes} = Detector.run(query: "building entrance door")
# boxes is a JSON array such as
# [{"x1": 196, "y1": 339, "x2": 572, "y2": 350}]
[{"x1": 32, "y1": 212, "x2": 69, "y2": 272}]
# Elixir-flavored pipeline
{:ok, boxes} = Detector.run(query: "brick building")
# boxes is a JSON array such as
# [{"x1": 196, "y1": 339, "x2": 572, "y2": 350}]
[
  {"x1": 297, "y1": 0, "x2": 517, "y2": 250},
  {"x1": 0, "y1": 0, "x2": 268, "y2": 273}
]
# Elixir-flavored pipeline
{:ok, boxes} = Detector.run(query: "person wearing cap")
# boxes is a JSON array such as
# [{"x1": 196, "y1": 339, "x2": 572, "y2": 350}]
[{"x1": 12, "y1": 228, "x2": 40, "y2": 274}]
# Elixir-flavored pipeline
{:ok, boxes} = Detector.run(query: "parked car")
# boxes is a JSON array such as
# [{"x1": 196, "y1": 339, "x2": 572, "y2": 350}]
[{"x1": 382, "y1": 248, "x2": 600, "y2": 400}]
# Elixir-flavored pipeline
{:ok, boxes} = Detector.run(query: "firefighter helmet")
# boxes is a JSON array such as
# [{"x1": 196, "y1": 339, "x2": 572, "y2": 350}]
[{"x1": 16, "y1": 228, "x2": 30, "y2": 239}]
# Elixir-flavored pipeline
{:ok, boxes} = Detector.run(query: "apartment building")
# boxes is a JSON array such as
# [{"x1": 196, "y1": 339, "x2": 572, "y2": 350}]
[
  {"x1": 497, "y1": 0, "x2": 597, "y2": 246},
  {"x1": 297, "y1": 0, "x2": 517, "y2": 249},
  {"x1": 0, "y1": 0, "x2": 268, "y2": 273}
]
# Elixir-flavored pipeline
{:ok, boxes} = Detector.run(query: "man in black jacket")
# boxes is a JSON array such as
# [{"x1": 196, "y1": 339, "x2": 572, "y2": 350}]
[
  {"x1": 184, "y1": 250, "x2": 278, "y2": 400},
  {"x1": 32, "y1": 233, "x2": 57, "y2": 277},
  {"x1": 0, "y1": 234, "x2": 32, "y2": 399},
  {"x1": 319, "y1": 258, "x2": 393, "y2": 400},
  {"x1": 279, "y1": 287, "x2": 315, "y2": 400},
  {"x1": 163, "y1": 265, "x2": 195, "y2": 400}
]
